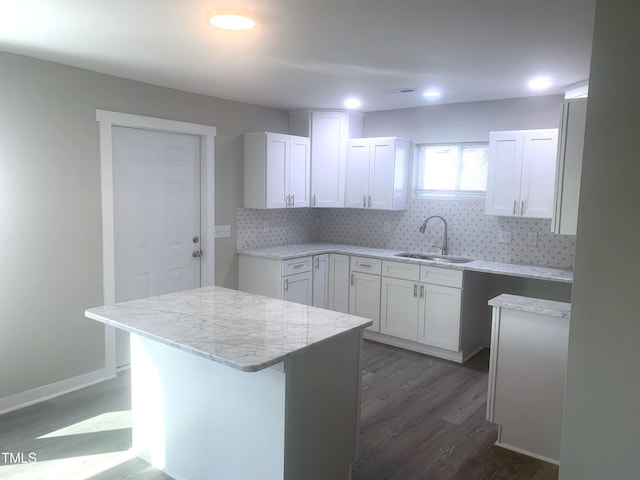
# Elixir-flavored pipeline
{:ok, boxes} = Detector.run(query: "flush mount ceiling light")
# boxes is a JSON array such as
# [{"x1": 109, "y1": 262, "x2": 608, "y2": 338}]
[
  {"x1": 343, "y1": 97, "x2": 362, "y2": 109},
  {"x1": 209, "y1": 11, "x2": 256, "y2": 30},
  {"x1": 423, "y1": 90, "x2": 441, "y2": 98},
  {"x1": 528, "y1": 76, "x2": 553, "y2": 91}
]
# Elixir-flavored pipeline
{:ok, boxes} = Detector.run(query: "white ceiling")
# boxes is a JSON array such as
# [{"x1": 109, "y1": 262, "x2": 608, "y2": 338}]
[{"x1": 0, "y1": 0, "x2": 596, "y2": 112}]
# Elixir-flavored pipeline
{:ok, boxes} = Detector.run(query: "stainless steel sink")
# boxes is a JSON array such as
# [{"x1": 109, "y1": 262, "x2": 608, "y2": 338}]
[{"x1": 395, "y1": 252, "x2": 473, "y2": 264}]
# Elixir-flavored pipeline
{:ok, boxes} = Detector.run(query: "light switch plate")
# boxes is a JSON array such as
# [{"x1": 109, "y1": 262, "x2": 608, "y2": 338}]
[
  {"x1": 498, "y1": 230, "x2": 512, "y2": 244},
  {"x1": 214, "y1": 225, "x2": 231, "y2": 238},
  {"x1": 527, "y1": 232, "x2": 538, "y2": 246}
]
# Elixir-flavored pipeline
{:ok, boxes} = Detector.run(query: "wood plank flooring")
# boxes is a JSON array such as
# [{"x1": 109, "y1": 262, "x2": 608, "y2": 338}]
[
  {"x1": 353, "y1": 340, "x2": 558, "y2": 480},
  {"x1": 0, "y1": 340, "x2": 558, "y2": 479}
]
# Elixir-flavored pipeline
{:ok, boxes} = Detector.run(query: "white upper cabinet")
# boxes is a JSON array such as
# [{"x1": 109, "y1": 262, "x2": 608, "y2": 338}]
[
  {"x1": 552, "y1": 98, "x2": 588, "y2": 235},
  {"x1": 345, "y1": 137, "x2": 411, "y2": 210},
  {"x1": 485, "y1": 129, "x2": 558, "y2": 218},
  {"x1": 289, "y1": 110, "x2": 363, "y2": 208},
  {"x1": 244, "y1": 132, "x2": 310, "y2": 209}
]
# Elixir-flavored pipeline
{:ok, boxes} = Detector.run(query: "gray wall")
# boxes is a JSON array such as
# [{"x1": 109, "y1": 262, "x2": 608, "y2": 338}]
[
  {"x1": 559, "y1": 0, "x2": 640, "y2": 477},
  {"x1": 0, "y1": 52, "x2": 287, "y2": 400},
  {"x1": 363, "y1": 94, "x2": 564, "y2": 142}
]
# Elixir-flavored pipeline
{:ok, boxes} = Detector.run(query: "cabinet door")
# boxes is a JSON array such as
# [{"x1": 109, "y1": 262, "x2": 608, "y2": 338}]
[
  {"x1": 380, "y1": 277, "x2": 419, "y2": 341},
  {"x1": 368, "y1": 138, "x2": 397, "y2": 210},
  {"x1": 328, "y1": 254, "x2": 350, "y2": 313},
  {"x1": 288, "y1": 135, "x2": 310, "y2": 208},
  {"x1": 283, "y1": 271, "x2": 313, "y2": 306},
  {"x1": 485, "y1": 131, "x2": 523, "y2": 216},
  {"x1": 312, "y1": 254, "x2": 329, "y2": 309},
  {"x1": 418, "y1": 283, "x2": 462, "y2": 351},
  {"x1": 520, "y1": 129, "x2": 558, "y2": 218},
  {"x1": 348, "y1": 271, "x2": 381, "y2": 332},
  {"x1": 265, "y1": 133, "x2": 289, "y2": 209},
  {"x1": 311, "y1": 112, "x2": 347, "y2": 208},
  {"x1": 345, "y1": 139, "x2": 371, "y2": 208}
]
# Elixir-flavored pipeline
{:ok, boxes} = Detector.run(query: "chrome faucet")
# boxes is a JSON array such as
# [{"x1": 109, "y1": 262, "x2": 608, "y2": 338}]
[{"x1": 419, "y1": 215, "x2": 448, "y2": 255}]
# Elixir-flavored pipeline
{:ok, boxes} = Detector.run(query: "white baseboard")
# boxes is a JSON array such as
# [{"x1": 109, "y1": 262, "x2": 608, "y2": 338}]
[{"x1": 0, "y1": 367, "x2": 116, "y2": 415}]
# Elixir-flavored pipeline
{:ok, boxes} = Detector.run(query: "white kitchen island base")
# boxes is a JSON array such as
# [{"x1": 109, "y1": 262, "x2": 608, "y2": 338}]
[
  {"x1": 86, "y1": 286, "x2": 371, "y2": 480},
  {"x1": 130, "y1": 331, "x2": 362, "y2": 480}
]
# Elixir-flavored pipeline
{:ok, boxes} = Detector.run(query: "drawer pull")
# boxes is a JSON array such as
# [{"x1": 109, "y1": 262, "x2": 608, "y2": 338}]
[
  {"x1": 360, "y1": 263, "x2": 372, "y2": 268},
  {"x1": 292, "y1": 263, "x2": 305, "y2": 269}
]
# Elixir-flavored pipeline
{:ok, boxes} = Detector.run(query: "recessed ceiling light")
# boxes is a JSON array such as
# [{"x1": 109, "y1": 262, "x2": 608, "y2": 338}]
[
  {"x1": 209, "y1": 12, "x2": 256, "y2": 30},
  {"x1": 528, "y1": 76, "x2": 553, "y2": 91},
  {"x1": 344, "y1": 97, "x2": 362, "y2": 109},
  {"x1": 423, "y1": 90, "x2": 441, "y2": 98}
]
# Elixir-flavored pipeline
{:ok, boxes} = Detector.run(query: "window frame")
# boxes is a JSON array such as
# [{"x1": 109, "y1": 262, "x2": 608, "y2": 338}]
[{"x1": 413, "y1": 142, "x2": 489, "y2": 199}]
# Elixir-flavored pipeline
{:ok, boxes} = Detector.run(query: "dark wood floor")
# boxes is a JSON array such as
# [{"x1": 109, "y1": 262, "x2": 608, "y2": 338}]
[
  {"x1": 353, "y1": 341, "x2": 558, "y2": 480},
  {"x1": 0, "y1": 341, "x2": 558, "y2": 479}
]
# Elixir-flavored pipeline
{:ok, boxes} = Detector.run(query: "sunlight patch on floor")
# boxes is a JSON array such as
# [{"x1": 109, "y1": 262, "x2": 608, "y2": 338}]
[{"x1": 37, "y1": 410, "x2": 132, "y2": 439}]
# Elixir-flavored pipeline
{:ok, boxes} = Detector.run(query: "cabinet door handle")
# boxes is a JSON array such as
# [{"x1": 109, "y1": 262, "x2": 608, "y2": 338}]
[
  {"x1": 313, "y1": 194, "x2": 316, "y2": 207},
  {"x1": 513, "y1": 200, "x2": 517, "y2": 215},
  {"x1": 315, "y1": 257, "x2": 319, "y2": 269},
  {"x1": 351, "y1": 274, "x2": 355, "y2": 286},
  {"x1": 368, "y1": 196, "x2": 372, "y2": 208},
  {"x1": 363, "y1": 195, "x2": 366, "y2": 208},
  {"x1": 414, "y1": 284, "x2": 418, "y2": 298},
  {"x1": 521, "y1": 200, "x2": 526, "y2": 215},
  {"x1": 420, "y1": 285, "x2": 424, "y2": 298},
  {"x1": 284, "y1": 278, "x2": 289, "y2": 292},
  {"x1": 291, "y1": 194, "x2": 295, "y2": 207}
]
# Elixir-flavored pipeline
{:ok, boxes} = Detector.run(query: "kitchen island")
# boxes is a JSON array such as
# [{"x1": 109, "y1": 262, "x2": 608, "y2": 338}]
[{"x1": 85, "y1": 286, "x2": 372, "y2": 480}]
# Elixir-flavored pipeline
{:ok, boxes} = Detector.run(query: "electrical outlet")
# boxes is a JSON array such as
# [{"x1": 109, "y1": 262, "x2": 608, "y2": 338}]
[
  {"x1": 214, "y1": 225, "x2": 231, "y2": 238},
  {"x1": 498, "y1": 230, "x2": 512, "y2": 244},
  {"x1": 526, "y1": 232, "x2": 538, "y2": 246},
  {"x1": 383, "y1": 221, "x2": 391, "y2": 233}
]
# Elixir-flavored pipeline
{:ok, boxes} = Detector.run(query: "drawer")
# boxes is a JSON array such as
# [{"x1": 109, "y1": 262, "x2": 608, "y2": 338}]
[
  {"x1": 382, "y1": 260, "x2": 420, "y2": 281},
  {"x1": 420, "y1": 265, "x2": 463, "y2": 288},
  {"x1": 351, "y1": 256, "x2": 382, "y2": 275},
  {"x1": 282, "y1": 256, "x2": 313, "y2": 276}
]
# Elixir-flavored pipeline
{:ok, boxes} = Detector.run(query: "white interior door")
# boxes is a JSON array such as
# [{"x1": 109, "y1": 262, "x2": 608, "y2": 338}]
[{"x1": 113, "y1": 126, "x2": 201, "y2": 367}]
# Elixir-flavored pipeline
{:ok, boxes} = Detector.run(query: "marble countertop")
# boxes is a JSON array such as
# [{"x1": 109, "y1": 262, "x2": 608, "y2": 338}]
[
  {"x1": 488, "y1": 294, "x2": 571, "y2": 318},
  {"x1": 239, "y1": 243, "x2": 573, "y2": 283},
  {"x1": 85, "y1": 286, "x2": 372, "y2": 372}
]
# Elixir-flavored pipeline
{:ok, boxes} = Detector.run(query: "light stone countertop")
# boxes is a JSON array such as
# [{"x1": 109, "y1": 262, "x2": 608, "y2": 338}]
[
  {"x1": 488, "y1": 293, "x2": 571, "y2": 318},
  {"x1": 239, "y1": 242, "x2": 573, "y2": 283},
  {"x1": 85, "y1": 286, "x2": 372, "y2": 372}
]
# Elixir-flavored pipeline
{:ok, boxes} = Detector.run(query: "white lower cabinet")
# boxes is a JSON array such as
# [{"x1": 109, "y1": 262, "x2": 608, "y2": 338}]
[
  {"x1": 241, "y1": 253, "x2": 485, "y2": 363},
  {"x1": 348, "y1": 257, "x2": 382, "y2": 332},
  {"x1": 328, "y1": 254, "x2": 350, "y2": 313},
  {"x1": 283, "y1": 270, "x2": 313, "y2": 305},
  {"x1": 380, "y1": 261, "x2": 462, "y2": 351},
  {"x1": 312, "y1": 254, "x2": 329, "y2": 308},
  {"x1": 417, "y1": 283, "x2": 462, "y2": 351},
  {"x1": 239, "y1": 254, "x2": 313, "y2": 306},
  {"x1": 380, "y1": 260, "x2": 420, "y2": 340}
]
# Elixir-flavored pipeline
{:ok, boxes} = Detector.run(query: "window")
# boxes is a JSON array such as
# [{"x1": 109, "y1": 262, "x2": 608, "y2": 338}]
[{"x1": 415, "y1": 143, "x2": 489, "y2": 197}]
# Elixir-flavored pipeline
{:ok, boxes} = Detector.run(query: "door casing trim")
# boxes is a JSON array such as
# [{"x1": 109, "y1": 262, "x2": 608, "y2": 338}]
[{"x1": 97, "y1": 109, "x2": 216, "y2": 374}]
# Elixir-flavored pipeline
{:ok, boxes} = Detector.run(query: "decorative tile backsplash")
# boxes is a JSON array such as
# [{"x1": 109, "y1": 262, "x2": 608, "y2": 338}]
[
  {"x1": 236, "y1": 207, "x2": 320, "y2": 251},
  {"x1": 237, "y1": 198, "x2": 576, "y2": 268}
]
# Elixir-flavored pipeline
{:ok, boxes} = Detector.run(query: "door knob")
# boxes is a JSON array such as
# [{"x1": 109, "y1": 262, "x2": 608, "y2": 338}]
[
  {"x1": 193, "y1": 236, "x2": 199, "y2": 243},
  {"x1": 193, "y1": 250, "x2": 203, "y2": 258}
]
